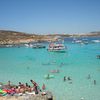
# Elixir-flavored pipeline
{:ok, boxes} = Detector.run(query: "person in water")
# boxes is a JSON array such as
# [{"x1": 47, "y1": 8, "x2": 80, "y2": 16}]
[
  {"x1": 67, "y1": 77, "x2": 72, "y2": 80},
  {"x1": 7, "y1": 80, "x2": 11, "y2": 89},
  {"x1": 47, "y1": 74, "x2": 50, "y2": 79},
  {"x1": 97, "y1": 55, "x2": 100, "y2": 59},
  {"x1": 94, "y1": 80, "x2": 96, "y2": 85},
  {"x1": 42, "y1": 83, "x2": 46, "y2": 90},
  {"x1": 87, "y1": 74, "x2": 91, "y2": 79},
  {"x1": 63, "y1": 76, "x2": 66, "y2": 82},
  {"x1": 67, "y1": 77, "x2": 72, "y2": 84}
]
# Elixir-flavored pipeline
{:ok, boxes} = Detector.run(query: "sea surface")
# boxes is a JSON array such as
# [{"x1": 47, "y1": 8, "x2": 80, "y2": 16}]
[{"x1": 0, "y1": 37, "x2": 100, "y2": 100}]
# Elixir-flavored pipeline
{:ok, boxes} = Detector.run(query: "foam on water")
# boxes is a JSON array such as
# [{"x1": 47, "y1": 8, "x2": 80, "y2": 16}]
[{"x1": 0, "y1": 38, "x2": 100, "y2": 100}]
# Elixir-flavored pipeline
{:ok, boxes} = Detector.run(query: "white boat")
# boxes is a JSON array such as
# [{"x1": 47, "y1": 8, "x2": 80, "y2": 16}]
[
  {"x1": 92, "y1": 40, "x2": 100, "y2": 43},
  {"x1": 24, "y1": 43, "x2": 46, "y2": 48},
  {"x1": 24, "y1": 43, "x2": 33, "y2": 48},
  {"x1": 47, "y1": 42, "x2": 66, "y2": 52}
]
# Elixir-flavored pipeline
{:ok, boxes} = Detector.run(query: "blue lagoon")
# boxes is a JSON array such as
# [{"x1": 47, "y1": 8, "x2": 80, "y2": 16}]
[{"x1": 0, "y1": 37, "x2": 100, "y2": 100}]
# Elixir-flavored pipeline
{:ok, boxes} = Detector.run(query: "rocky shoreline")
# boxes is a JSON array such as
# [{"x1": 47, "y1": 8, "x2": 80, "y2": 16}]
[
  {"x1": 0, "y1": 80, "x2": 53, "y2": 100},
  {"x1": 0, "y1": 30, "x2": 100, "y2": 45},
  {"x1": 0, "y1": 91, "x2": 53, "y2": 100},
  {"x1": 0, "y1": 30, "x2": 57, "y2": 45}
]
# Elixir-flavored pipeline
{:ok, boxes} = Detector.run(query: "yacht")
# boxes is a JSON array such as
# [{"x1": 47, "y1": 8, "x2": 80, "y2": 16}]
[{"x1": 47, "y1": 41, "x2": 66, "y2": 52}]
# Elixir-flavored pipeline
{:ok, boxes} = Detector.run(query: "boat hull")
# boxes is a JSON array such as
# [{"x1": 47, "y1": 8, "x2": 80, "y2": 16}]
[{"x1": 47, "y1": 49, "x2": 66, "y2": 53}]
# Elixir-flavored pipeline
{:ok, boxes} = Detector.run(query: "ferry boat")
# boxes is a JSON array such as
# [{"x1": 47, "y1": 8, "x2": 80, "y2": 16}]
[{"x1": 47, "y1": 41, "x2": 66, "y2": 52}]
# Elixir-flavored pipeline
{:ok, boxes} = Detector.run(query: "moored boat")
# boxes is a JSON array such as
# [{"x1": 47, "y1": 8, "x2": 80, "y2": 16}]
[
  {"x1": 48, "y1": 43, "x2": 65, "y2": 52},
  {"x1": 32, "y1": 43, "x2": 46, "y2": 48},
  {"x1": 47, "y1": 39, "x2": 66, "y2": 52}
]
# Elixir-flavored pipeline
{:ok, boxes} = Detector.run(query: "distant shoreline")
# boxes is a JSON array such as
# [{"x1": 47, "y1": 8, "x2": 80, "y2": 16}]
[{"x1": 0, "y1": 30, "x2": 100, "y2": 45}]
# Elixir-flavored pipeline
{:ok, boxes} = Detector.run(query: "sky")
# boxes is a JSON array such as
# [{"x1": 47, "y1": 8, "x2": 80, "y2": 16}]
[{"x1": 0, "y1": 0, "x2": 100, "y2": 34}]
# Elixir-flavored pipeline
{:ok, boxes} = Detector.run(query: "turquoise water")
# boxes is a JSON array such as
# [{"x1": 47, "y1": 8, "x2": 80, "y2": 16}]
[{"x1": 0, "y1": 38, "x2": 100, "y2": 100}]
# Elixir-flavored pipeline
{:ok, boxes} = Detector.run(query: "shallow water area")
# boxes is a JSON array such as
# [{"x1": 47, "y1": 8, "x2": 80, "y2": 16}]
[{"x1": 0, "y1": 37, "x2": 100, "y2": 100}]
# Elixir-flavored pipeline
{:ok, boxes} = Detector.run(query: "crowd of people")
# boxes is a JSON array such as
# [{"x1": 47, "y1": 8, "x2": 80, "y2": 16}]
[{"x1": 0, "y1": 80, "x2": 46, "y2": 96}]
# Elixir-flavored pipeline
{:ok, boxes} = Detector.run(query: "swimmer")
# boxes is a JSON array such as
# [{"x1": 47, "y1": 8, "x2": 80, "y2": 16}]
[
  {"x1": 63, "y1": 76, "x2": 66, "y2": 82},
  {"x1": 42, "y1": 83, "x2": 46, "y2": 90},
  {"x1": 87, "y1": 74, "x2": 91, "y2": 79},
  {"x1": 67, "y1": 77, "x2": 71, "y2": 81},
  {"x1": 69, "y1": 81, "x2": 72, "y2": 84},
  {"x1": 94, "y1": 80, "x2": 96, "y2": 85},
  {"x1": 97, "y1": 55, "x2": 100, "y2": 59},
  {"x1": 47, "y1": 74, "x2": 50, "y2": 79}
]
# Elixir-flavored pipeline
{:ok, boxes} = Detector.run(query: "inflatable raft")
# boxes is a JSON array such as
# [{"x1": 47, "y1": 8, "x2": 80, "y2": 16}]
[{"x1": 44, "y1": 74, "x2": 54, "y2": 79}]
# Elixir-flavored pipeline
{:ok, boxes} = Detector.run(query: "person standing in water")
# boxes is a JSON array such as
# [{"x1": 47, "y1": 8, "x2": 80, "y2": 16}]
[
  {"x1": 87, "y1": 74, "x2": 91, "y2": 79},
  {"x1": 67, "y1": 77, "x2": 71, "y2": 80},
  {"x1": 63, "y1": 76, "x2": 66, "y2": 82},
  {"x1": 42, "y1": 83, "x2": 46, "y2": 90},
  {"x1": 94, "y1": 80, "x2": 96, "y2": 85}
]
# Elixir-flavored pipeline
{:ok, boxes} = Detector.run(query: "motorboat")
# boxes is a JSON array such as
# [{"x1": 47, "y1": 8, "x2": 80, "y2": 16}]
[
  {"x1": 92, "y1": 40, "x2": 100, "y2": 43},
  {"x1": 32, "y1": 43, "x2": 46, "y2": 48},
  {"x1": 47, "y1": 42, "x2": 66, "y2": 52},
  {"x1": 24, "y1": 43, "x2": 46, "y2": 48}
]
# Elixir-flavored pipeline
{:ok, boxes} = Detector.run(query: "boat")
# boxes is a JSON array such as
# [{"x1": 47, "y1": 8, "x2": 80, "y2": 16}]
[
  {"x1": 24, "y1": 43, "x2": 33, "y2": 48},
  {"x1": 91, "y1": 40, "x2": 100, "y2": 43},
  {"x1": 47, "y1": 42, "x2": 66, "y2": 52},
  {"x1": 47, "y1": 36, "x2": 66, "y2": 52},
  {"x1": 32, "y1": 43, "x2": 46, "y2": 49},
  {"x1": 47, "y1": 43, "x2": 66, "y2": 52},
  {"x1": 24, "y1": 43, "x2": 46, "y2": 48}
]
